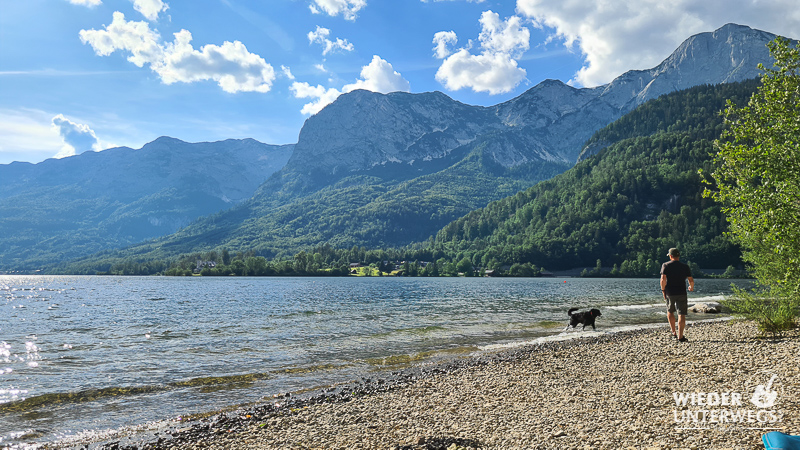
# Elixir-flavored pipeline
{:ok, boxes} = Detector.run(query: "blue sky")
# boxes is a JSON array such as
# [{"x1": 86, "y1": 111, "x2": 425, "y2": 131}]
[{"x1": 1, "y1": 0, "x2": 798, "y2": 164}]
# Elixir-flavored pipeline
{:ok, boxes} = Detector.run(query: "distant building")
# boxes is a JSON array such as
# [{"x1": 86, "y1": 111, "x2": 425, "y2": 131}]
[{"x1": 195, "y1": 260, "x2": 217, "y2": 273}]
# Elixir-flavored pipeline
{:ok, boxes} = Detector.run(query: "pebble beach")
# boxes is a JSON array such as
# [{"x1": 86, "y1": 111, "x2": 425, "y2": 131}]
[{"x1": 48, "y1": 320, "x2": 800, "y2": 450}]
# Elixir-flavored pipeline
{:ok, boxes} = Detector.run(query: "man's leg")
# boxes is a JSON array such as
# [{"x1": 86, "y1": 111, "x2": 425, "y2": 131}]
[
  {"x1": 677, "y1": 314, "x2": 686, "y2": 339},
  {"x1": 668, "y1": 311, "x2": 677, "y2": 335}
]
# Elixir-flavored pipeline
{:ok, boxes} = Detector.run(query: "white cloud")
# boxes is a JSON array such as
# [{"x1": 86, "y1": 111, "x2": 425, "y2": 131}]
[
  {"x1": 51, "y1": 114, "x2": 101, "y2": 159},
  {"x1": 432, "y1": 31, "x2": 458, "y2": 59},
  {"x1": 0, "y1": 109, "x2": 64, "y2": 163},
  {"x1": 478, "y1": 10, "x2": 530, "y2": 57},
  {"x1": 421, "y1": 0, "x2": 485, "y2": 2},
  {"x1": 131, "y1": 0, "x2": 168, "y2": 21},
  {"x1": 290, "y1": 83, "x2": 343, "y2": 115},
  {"x1": 343, "y1": 55, "x2": 411, "y2": 93},
  {"x1": 308, "y1": 26, "x2": 354, "y2": 55},
  {"x1": 281, "y1": 65, "x2": 295, "y2": 80},
  {"x1": 160, "y1": 30, "x2": 276, "y2": 93},
  {"x1": 67, "y1": 0, "x2": 102, "y2": 6},
  {"x1": 79, "y1": 12, "x2": 164, "y2": 67},
  {"x1": 291, "y1": 55, "x2": 410, "y2": 115},
  {"x1": 80, "y1": 12, "x2": 275, "y2": 93},
  {"x1": 434, "y1": 10, "x2": 530, "y2": 94},
  {"x1": 515, "y1": 0, "x2": 800, "y2": 87},
  {"x1": 436, "y1": 50, "x2": 526, "y2": 94},
  {"x1": 308, "y1": 0, "x2": 366, "y2": 21}
]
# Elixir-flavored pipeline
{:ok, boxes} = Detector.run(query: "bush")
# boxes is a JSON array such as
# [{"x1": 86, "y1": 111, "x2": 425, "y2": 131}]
[{"x1": 723, "y1": 286, "x2": 799, "y2": 336}]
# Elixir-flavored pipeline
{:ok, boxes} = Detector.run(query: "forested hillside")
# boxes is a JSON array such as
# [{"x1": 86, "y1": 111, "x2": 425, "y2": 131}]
[
  {"x1": 54, "y1": 81, "x2": 760, "y2": 276},
  {"x1": 0, "y1": 138, "x2": 292, "y2": 270},
  {"x1": 422, "y1": 80, "x2": 760, "y2": 274}
]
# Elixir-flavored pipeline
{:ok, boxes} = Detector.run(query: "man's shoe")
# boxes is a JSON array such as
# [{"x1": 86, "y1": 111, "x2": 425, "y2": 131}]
[{"x1": 678, "y1": 336, "x2": 688, "y2": 342}]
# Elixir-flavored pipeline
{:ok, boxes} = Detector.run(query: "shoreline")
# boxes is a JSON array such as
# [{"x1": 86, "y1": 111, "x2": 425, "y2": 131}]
[{"x1": 39, "y1": 318, "x2": 800, "y2": 450}]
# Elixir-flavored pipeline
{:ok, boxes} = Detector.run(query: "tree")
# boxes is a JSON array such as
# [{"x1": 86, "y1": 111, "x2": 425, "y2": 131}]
[
  {"x1": 706, "y1": 37, "x2": 800, "y2": 333},
  {"x1": 456, "y1": 257, "x2": 473, "y2": 276}
]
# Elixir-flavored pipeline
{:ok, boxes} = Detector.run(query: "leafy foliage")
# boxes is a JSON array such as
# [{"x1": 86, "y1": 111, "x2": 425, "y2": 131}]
[{"x1": 706, "y1": 37, "x2": 800, "y2": 332}]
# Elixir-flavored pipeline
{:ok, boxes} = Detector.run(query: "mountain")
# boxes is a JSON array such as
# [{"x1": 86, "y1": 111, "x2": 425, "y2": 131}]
[
  {"x1": 45, "y1": 24, "x2": 783, "y2": 272},
  {"x1": 283, "y1": 23, "x2": 774, "y2": 180},
  {"x1": 0, "y1": 138, "x2": 292, "y2": 270},
  {"x1": 424, "y1": 80, "x2": 761, "y2": 273}
]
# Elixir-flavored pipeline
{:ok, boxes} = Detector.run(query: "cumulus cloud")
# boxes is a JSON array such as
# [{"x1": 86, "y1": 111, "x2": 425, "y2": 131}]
[
  {"x1": 515, "y1": 0, "x2": 800, "y2": 87},
  {"x1": 308, "y1": 26, "x2": 354, "y2": 55},
  {"x1": 343, "y1": 55, "x2": 410, "y2": 93},
  {"x1": 80, "y1": 12, "x2": 275, "y2": 93},
  {"x1": 131, "y1": 0, "x2": 168, "y2": 21},
  {"x1": 67, "y1": 0, "x2": 102, "y2": 6},
  {"x1": 0, "y1": 109, "x2": 65, "y2": 163},
  {"x1": 308, "y1": 0, "x2": 366, "y2": 21},
  {"x1": 290, "y1": 83, "x2": 343, "y2": 115},
  {"x1": 432, "y1": 31, "x2": 458, "y2": 59},
  {"x1": 478, "y1": 11, "x2": 530, "y2": 57},
  {"x1": 281, "y1": 65, "x2": 295, "y2": 80},
  {"x1": 291, "y1": 55, "x2": 410, "y2": 115},
  {"x1": 51, "y1": 114, "x2": 101, "y2": 158},
  {"x1": 434, "y1": 10, "x2": 530, "y2": 94}
]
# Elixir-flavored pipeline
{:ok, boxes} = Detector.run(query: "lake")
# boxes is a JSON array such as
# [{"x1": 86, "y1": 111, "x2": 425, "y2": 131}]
[{"x1": 0, "y1": 275, "x2": 749, "y2": 447}]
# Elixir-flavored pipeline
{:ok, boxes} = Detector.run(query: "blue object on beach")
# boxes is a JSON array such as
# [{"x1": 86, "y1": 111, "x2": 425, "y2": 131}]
[{"x1": 763, "y1": 431, "x2": 800, "y2": 449}]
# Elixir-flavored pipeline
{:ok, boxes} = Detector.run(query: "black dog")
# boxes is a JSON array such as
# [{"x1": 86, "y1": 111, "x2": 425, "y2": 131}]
[{"x1": 565, "y1": 308, "x2": 602, "y2": 331}]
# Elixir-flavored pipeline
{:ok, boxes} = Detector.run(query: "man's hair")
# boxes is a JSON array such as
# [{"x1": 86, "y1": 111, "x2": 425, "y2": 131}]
[{"x1": 668, "y1": 248, "x2": 681, "y2": 257}]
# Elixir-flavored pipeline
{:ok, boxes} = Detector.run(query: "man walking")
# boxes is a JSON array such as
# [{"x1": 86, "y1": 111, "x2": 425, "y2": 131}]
[{"x1": 661, "y1": 248, "x2": 694, "y2": 342}]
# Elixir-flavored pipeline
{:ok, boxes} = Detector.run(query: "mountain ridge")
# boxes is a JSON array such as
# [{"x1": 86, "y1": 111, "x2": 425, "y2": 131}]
[
  {"x1": 3, "y1": 23, "x2": 788, "y2": 272},
  {"x1": 0, "y1": 138, "x2": 292, "y2": 269}
]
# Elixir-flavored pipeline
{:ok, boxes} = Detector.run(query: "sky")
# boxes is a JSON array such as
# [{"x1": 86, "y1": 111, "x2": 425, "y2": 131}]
[{"x1": 1, "y1": 0, "x2": 799, "y2": 165}]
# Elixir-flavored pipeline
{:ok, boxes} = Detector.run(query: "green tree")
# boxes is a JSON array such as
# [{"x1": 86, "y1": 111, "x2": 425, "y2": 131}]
[
  {"x1": 706, "y1": 37, "x2": 800, "y2": 333},
  {"x1": 456, "y1": 257, "x2": 473, "y2": 276}
]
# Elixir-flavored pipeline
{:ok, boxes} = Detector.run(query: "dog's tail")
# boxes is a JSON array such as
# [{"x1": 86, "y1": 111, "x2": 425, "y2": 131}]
[{"x1": 568, "y1": 307, "x2": 579, "y2": 317}]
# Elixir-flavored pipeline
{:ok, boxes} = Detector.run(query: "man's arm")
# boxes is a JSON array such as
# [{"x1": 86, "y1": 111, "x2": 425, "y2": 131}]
[
  {"x1": 687, "y1": 276, "x2": 695, "y2": 292},
  {"x1": 660, "y1": 274, "x2": 667, "y2": 298}
]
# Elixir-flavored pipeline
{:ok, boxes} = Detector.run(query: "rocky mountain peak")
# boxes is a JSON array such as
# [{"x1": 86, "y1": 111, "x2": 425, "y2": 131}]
[
  {"x1": 610, "y1": 23, "x2": 776, "y2": 111},
  {"x1": 282, "y1": 23, "x2": 781, "y2": 179}
]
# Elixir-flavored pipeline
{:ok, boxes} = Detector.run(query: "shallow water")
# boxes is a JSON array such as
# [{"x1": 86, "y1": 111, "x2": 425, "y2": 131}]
[{"x1": 0, "y1": 275, "x2": 749, "y2": 447}]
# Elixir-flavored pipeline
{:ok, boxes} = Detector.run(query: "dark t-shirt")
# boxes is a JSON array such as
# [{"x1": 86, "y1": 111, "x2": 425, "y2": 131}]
[{"x1": 661, "y1": 260, "x2": 692, "y2": 295}]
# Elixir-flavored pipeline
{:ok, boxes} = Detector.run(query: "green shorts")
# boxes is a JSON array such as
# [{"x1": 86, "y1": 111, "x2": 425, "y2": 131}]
[{"x1": 666, "y1": 294, "x2": 688, "y2": 315}]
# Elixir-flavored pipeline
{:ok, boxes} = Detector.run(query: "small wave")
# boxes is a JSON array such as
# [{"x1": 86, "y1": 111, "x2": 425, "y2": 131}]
[
  {"x1": 173, "y1": 372, "x2": 272, "y2": 388},
  {"x1": 479, "y1": 317, "x2": 732, "y2": 351},
  {"x1": 272, "y1": 363, "x2": 346, "y2": 374},
  {"x1": 0, "y1": 385, "x2": 169, "y2": 413},
  {"x1": 605, "y1": 303, "x2": 664, "y2": 311},
  {"x1": 690, "y1": 295, "x2": 726, "y2": 303},
  {"x1": 371, "y1": 325, "x2": 447, "y2": 338},
  {"x1": 0, "y1": 371, "x2": 285, "y2": 413},
  {"x1": 366, "y1": 346, "x2": 479, "y2": 367}
]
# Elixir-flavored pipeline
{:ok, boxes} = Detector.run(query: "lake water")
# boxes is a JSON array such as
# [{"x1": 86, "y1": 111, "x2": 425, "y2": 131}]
[{"x1": 0, "y1": 275, "x2": 748, "y2": 447}]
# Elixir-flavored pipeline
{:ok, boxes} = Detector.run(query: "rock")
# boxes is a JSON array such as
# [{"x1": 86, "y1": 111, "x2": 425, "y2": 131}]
[{"x1": 689, "y1": 302, "x2": 722, "y2": 313}]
